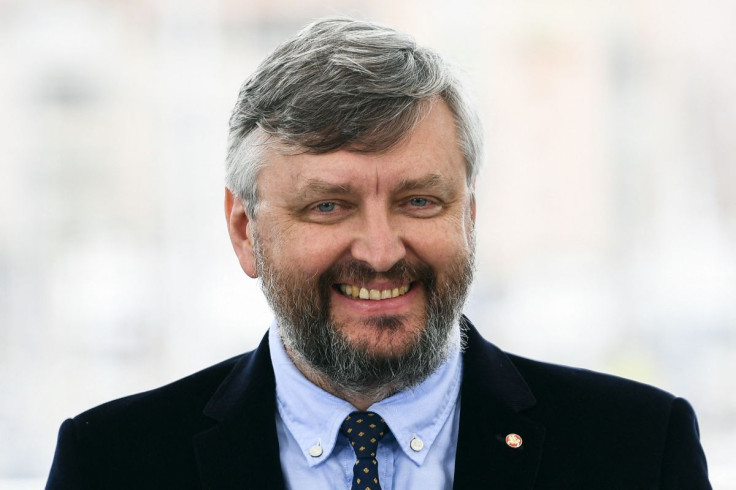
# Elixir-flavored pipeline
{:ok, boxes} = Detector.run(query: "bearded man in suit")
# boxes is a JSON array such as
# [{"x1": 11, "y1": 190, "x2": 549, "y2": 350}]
[{"x1": 47, "y1": 18, "x2": 711, "y2": 489}]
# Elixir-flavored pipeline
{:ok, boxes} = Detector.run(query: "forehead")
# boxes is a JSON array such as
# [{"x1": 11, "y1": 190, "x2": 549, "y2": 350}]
[{"x1": 258, "y1": 101, "x2": 467, "y2": 195}]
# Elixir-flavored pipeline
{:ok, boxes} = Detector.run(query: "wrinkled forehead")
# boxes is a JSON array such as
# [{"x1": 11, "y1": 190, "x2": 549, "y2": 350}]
[
  {"x1": 255, "y1": 100, "x2": 469, "y2": 197},
  {"x1": 259, "y1": 99, "x2": 470, "y2": 182}
]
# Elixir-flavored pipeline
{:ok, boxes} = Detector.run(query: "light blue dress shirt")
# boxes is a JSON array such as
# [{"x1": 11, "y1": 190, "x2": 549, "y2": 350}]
[{"x1": 269, "y1": 321, "x2": 463, "y2": 490}]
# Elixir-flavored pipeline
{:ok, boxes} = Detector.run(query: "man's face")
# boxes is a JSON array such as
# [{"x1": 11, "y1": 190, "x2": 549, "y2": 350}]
[{"x1": 227, "y1": 101, "x2": 476, "y2": 396}]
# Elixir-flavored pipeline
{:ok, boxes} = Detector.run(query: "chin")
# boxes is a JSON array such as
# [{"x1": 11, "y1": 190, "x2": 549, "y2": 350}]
[{"x1": 340, "y1": 316, "x2": 424, "y2": 357}]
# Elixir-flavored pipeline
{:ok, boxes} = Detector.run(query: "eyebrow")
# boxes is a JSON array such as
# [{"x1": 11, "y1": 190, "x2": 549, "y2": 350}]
[
  {"x1": 295, "y1": 173, "x2": 454, "y2": 198},
  {"x1": 395, "y1": 173, "x2": 453, "y2": 194},
  {"x1": 297, "y1": 179, "x2": 354, "y2": 198}
]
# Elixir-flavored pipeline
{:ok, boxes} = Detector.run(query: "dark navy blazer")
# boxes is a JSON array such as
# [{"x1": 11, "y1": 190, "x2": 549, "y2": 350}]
[{"x1": 46, "y1": 318, "x2": 711, "y2": 489}]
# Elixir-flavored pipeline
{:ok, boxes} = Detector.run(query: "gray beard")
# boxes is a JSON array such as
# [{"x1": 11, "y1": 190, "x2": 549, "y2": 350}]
[{"x1": 254, "y1": 238, "x2": 475, "y2": 400}]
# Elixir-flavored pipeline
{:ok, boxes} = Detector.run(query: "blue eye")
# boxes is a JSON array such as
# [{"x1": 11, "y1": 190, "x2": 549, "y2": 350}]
[
  {"x1": 409, "y1": 197, "x2": 429, "y2": 207},
  {"x1": 316, "y1": 202, "x2": 336, "y2": 212}
]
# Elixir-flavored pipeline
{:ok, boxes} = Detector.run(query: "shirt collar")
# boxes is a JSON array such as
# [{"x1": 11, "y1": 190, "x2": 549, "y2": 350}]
[{"x1": 269, "y1": 320, "x2": 463, "y2": 467}]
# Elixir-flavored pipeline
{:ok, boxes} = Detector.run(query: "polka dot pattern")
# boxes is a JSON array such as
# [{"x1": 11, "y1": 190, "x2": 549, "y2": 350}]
[{"x1": 340, "y1": 411, "x2": 390, "y2": 490}]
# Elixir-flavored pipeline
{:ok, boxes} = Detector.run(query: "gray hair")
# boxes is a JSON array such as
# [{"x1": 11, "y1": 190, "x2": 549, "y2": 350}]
[{"x1": 225, "y1": 18, "x2": 483, "y2": 218}]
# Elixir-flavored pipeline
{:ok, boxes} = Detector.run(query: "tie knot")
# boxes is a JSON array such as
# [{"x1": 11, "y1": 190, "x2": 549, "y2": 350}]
[{"x1": 340, "y1": 411, "x2": 390, "y2": 457}]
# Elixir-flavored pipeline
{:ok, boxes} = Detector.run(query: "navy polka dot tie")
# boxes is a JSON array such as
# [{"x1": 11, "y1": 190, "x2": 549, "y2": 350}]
[{"x1": 340, "y1": 411, "x2": 390, "y2": 490}]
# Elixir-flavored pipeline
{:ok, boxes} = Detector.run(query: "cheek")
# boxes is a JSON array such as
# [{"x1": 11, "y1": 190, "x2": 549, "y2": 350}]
[
  {"x1": 422, "y1": 239, "x2": 467, "y2": 271},
  {"x1": 406, "y1": 217, "x2": 473, "y2": 260},
  {"x1": 271, "y1": 226, "x2": 351, "y2": 275}
]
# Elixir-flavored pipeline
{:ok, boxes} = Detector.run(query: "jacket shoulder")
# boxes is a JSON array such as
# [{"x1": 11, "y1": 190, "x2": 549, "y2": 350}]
[
  {"x1": 75, "y1": 352, "x2": 248, "y2": 430},
  {"x1": 46, "y1": 352, "x2": 254, "y2": 489},
  {"x1": 460, "y1": 319, "x2": 710, "y2": 489},
  {"x1": 504, "y1": 353, "x2": 709, "y2": 488},
  {"x1": 507, "y1": 352, "x2": 677, "y2": 409}
]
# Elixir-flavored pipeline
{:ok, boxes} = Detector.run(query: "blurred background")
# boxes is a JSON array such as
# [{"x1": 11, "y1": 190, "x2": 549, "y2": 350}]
[{"x1": 1, "y1": 0, "x2": 734, "y2": 487}]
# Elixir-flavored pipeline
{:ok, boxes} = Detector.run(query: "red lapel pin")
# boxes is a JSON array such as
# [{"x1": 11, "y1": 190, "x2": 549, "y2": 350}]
[{"x1": 505, "y1": 433, "x2": 523, "y2": 448}]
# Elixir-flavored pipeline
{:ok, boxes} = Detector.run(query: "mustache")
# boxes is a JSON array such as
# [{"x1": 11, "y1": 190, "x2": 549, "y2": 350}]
[{"x1": 319, "y1": 259, "x2": 436, "y2": 288}]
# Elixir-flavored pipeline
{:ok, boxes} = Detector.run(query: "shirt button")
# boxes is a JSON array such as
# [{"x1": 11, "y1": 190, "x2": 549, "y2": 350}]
[
  {"x1": 309, "y1": 444, "x2": 323, "y2": 457},
  {"x1": 410, "y1": 436, "x2": 424, "y2": 452}
]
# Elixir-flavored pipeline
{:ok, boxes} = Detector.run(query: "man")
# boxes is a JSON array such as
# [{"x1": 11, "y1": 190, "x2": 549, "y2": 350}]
[{"x1": 47, "y1": 18, "x2": 711, "y2": 489}]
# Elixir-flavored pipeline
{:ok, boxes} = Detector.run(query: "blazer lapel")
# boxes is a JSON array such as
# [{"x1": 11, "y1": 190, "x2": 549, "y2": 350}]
[
  {"x1": 453, "y1": 318, "x2": 545, "y2": 489},
  {"x1": 194, "y1": 333, "x2": 286, "y2": 490}
]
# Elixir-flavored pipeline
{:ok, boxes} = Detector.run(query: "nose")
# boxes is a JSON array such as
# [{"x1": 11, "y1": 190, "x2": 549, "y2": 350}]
[{"x1": 350, "y1": 211, "x2": 406, "y2": 272}]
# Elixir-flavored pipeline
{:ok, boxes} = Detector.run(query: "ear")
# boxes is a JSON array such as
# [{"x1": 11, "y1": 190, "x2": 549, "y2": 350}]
[{"x1": 225, "y1": 188, "x2": 258, "y2": 278}]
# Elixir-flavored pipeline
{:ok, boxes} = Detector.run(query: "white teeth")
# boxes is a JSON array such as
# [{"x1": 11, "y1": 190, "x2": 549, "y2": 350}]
[{"x1": 338, "y1": 283, "x2": 412, "y2": 300}]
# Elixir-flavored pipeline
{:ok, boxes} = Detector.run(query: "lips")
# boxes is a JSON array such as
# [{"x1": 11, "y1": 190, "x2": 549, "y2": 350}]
[{"x1": 337, "y1": 283, "x2": 412, "y2": 300}]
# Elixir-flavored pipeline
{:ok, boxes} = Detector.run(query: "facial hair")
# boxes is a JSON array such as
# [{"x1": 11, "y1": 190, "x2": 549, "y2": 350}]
[{"x1": 254, "y1": 235, "x2": 475, "y2": 400}]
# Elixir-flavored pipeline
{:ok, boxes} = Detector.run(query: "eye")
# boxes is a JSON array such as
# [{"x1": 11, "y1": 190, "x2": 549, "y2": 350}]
[
  {"x1": 401, "y1": 195, "x2": 443, "y2": 217},
  {"x1": 409, "y1": 197, "x2": 430, "y2": 207},
  {"x1": 315, "y1": 202, "x2": 337, "y2": 212},
  {"x1": 303, "y1": 200, "x2": 353, "y2": 223}
]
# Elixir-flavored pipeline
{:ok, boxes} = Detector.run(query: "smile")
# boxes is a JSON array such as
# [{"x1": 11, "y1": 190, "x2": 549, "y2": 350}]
[{"x1": 337, "y1": 283, "x2": 412, "y2": 300}]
